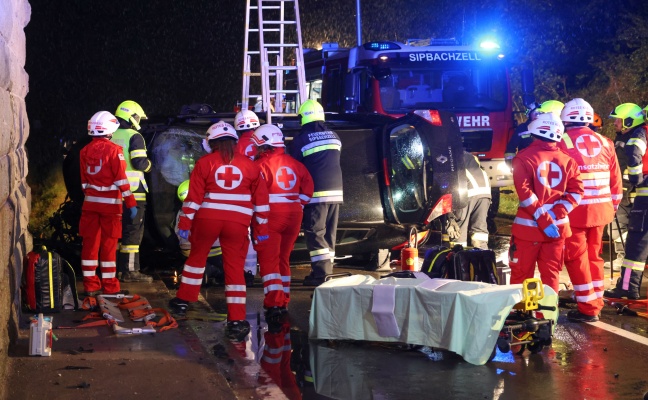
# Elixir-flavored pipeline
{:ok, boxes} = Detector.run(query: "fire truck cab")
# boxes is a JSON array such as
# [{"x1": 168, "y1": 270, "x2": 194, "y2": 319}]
[{"x1": 297, "y1": 38, "x2": 517, "y2": 188}]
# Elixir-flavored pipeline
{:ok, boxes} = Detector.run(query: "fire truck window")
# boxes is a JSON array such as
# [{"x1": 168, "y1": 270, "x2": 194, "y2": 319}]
[
  {"x1": 388, "y1": 124, "x2": 425, "y2": 213},
  {"x1": 307, "y1": 80, "x2": 322, "y2": 103}
]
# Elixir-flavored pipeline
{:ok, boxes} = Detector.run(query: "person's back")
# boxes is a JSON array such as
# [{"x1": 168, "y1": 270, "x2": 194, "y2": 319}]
[{"x1": 290, "y1": 100, "x2": 342, "y2": 286}]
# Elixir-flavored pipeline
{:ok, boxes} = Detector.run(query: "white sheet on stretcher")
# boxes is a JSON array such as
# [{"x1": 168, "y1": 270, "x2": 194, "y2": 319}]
[{"x1": 309, "y1": 275, "x2": 558, "y2": 365}]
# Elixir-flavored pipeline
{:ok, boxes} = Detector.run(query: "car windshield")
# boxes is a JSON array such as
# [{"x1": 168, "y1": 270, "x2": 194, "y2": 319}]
[{"x1": 378, "y1": 65, "x2": 507, "y2": 113}]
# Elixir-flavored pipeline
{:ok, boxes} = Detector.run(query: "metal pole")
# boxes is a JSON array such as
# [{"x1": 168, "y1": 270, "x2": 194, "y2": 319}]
[{"x1": 356, "y1": 0, "x2": 362, "y2": 46}]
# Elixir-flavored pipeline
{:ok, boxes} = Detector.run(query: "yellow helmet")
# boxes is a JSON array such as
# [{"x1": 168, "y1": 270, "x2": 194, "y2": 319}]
[
  {"x1": 177, "y1": 180, "x2": 190, "y2": 202},
  {"x1": 115, "y1": 100, "x2": 147, "y2": 130},
  {"x1": 298, "y1": 99, "x2": 325, "y2": 125},
  {"x1": 610, "y1": 103, "x2": 644, "y2": 130},
  {"x1": 536, "y1": 100, "x2": 564, "y2": 116}
]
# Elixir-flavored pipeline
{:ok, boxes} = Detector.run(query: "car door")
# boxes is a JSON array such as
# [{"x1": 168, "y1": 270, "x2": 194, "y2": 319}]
[{"x1": 381, "y1": 110, "x2": 467, "y2": 226}]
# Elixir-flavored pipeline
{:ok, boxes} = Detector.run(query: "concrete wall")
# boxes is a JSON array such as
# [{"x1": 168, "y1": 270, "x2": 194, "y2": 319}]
[{"x1": 0, "y1": 0, "x2": 32, "y2": 397}]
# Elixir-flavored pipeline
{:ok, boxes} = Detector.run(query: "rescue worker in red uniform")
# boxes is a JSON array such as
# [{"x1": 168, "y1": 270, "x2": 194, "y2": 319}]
[
  {"x1": 79, "y1": 111, "x2": 138, "y2": 296},
  {"x1": 509, "y1": 112, "x2": 584, "y2": 293},
  {"x1": 110, "y1": 100, "x2": 153, "y2": 283},
  {"x1": 252, "y1": 124, "x2": 314, "y2": 320},
  {"x1": 290, "y1": 100, "x2": 343, "y2": 287},
  {"x1": 605, "y1": 103, "x2": 648, "y2": 300},
  {"x1": 175, "y1": 180, "x2": 224, "y2": 285},
  {"x1": 235, "y1": 109, "x2": 261, "y2": 286},
  {"x1": 169, "y1": 121, "x2": 270, "y2": 341},
  {"x1": 557, "y1": 98, "x2": 622, "y2": 322}
]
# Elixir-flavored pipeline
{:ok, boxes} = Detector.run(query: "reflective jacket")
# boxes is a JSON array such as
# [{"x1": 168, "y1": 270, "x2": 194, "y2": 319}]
[
  {"x1": 178, "y1": 152, "x2": 269, "y2": 237},
  {"x1": 79, "y1": 137, "x2": 136, "y2": 213},
  {"x1": 464, "y1": 152, "x2": 491, "y2": 199},
  {"x1": 236, "y1": 130, "x2": 256, "y2": 161},
  {"x1": 111, "y1": 128, "x2": 152, "y2": 203},
  {"x1": 623, "y1": 124, "x2": 648, "y2": 191},
  {"x1": 511, "y1": 140, "x2": 583, "y2": 241},
  {"x1": 255, "y1": 148, "x2": 314, "y2": 213},
  {"x1": 557, "y1": 126, "x2": 622, "y2": 227},
  {"x1": 289, "y1": 121, "x2": 343, "y2": 204}
]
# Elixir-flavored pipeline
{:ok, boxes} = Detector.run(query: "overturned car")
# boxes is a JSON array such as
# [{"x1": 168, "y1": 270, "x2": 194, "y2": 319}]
[{"x1": 60, "y1": 106, "x2": 467, "y2": 268}]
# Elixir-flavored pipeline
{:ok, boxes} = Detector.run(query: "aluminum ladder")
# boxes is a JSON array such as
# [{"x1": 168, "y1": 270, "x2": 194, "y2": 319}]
[{"x1": 241, "y1": 0, "x2": 307, "y2": 123}]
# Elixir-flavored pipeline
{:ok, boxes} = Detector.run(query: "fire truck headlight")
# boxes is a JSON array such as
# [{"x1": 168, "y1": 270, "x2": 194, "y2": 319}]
[{"x1": 496, "y1": 161, "x2": 512, "y2": 175}]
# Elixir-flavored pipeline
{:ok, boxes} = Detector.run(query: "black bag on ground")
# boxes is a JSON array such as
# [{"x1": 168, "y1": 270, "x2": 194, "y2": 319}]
[
  {"x1": 23, "y1": 246, "x2": 79, "y2": 312},
  {"x1": 452, "y1": 246, "x2": 499, "y2": 284},
  {"x1": 420, "y1": 244, "x2": 499, "y2": 284},
  {"x1": 420, "y1": 245, "x2": 455, "y2": 278}
]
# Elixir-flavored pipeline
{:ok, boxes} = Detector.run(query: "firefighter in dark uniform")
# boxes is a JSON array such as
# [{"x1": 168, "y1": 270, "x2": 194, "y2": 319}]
[
  {"x1": 290, "y1": 100, "x2": 343, "y2": 287},
  {"x1": 605, "y1": 108, "x2": 638, "y2": 271},
  {"x1": 504, "y1": 102, "x2": 541, "y2": 167},
  {"x1": 110, "y1": 100, "x2": 153, "y2": 283},
  {"x1": 453, "y1": 151, "x2": 491, "y2": 249},
  {"x1": 605, "y1": 103, "x2": 648, "y2": 300}
]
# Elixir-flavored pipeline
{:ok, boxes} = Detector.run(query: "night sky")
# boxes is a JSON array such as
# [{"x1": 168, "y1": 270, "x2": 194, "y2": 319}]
[{"x1": 24, "y1": 0, "x2": 648, "y2": 170}]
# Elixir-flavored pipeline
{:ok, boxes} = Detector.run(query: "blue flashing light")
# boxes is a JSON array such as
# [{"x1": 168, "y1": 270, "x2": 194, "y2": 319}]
[
  {"x1": 363, "y1": 41, "x2": 402, "y2": 51},
  {"x1": 479, "y1": 40, "x2": 500, "y2": 50}
]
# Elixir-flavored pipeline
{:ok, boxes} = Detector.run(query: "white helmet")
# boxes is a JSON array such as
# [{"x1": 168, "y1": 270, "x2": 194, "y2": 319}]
[
  {"x1": 202, "y1": 121, "x2": 238, "y2": 153},
  {"x1": 251, "y1": 124, "x2": 285, "y2": 147},
  {"x1": 88, "y1": 111, "x2": 120, "y2": 136},
  {"x1": 235, "y1": 110, "x2": 260, "y2": 131},
  {"x1": 528, "y1": 112, "x2": 564, "y2": 142},
  {"x1": 560, "y1": 98, "x2": 594, "y2": 124}
]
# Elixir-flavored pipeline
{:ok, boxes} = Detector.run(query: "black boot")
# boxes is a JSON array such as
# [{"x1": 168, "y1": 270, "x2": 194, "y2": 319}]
[{"x1": 604, "y1": 267, "x2": 643, "y2": 300}]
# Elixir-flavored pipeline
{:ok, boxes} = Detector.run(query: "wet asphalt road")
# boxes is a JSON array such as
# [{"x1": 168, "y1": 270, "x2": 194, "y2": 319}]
[{"x1": 159, "y1": 230, "x2": 648, "y2": 400}]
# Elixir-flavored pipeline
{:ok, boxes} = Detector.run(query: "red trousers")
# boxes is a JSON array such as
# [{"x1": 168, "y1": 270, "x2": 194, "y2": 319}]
[
  {"x1": 509, "y1": 236, "x2": 564, "y2": 293},
  {"x1": 257, "y1": 211, "x2": 301, "y2": 308},
  {"x1": 79, "y1": 210, "x2": 121, "y2": 293},
  {"x1": 177, "y1": 218, "x2": 249, "y2": 321},
  {"x1": 564, "y1": 225, "x2": 605, "y2": 316}
]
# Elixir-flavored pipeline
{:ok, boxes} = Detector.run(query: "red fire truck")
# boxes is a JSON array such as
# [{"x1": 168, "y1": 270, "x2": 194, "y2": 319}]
[{"x1": 296, "y1": 38, "x2": 523, "y2": 189}]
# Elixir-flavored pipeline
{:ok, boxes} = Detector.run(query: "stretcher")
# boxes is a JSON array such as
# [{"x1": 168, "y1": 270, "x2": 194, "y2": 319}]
[{"x1": 309, "y1": 273, "x2": 557, "y2": 365}]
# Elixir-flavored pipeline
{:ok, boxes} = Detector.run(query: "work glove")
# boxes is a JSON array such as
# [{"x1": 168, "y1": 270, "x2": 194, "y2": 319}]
[
  {"x1": 547, "y1": 210, "x2": 556, "y2": 221},
  {"x1": 129, "y1": 206, "x2": 138, "y2": 220},
  {"x1": 543, "y1": 224, "x2": 560, "y2": 238},
  {"x1": 446, "y1": 214, "x2": 461, "y2": 241},
  {"x1": 255, "y1": 235, "x2": 269, "y2": 244},
  {"x1": 178, "y1": 229, "x2": 190, "y2": 240}
]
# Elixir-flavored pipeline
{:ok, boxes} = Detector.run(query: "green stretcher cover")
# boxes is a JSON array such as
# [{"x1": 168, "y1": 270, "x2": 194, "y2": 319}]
[{"x1": 309, "y1": 275, "x2": 558, "y2": 365}]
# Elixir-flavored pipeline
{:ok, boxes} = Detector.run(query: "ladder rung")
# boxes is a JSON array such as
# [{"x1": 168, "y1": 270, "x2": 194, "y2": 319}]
[
  {"x1": 262, "y1": 21, "x2": 297, "y2": 25},
  {"x1": 268, "y1": 66, "x2": 298, "y2": 71},
  {"x1": 260, "y1": 5, "x2": 281, "y2": 9},
  {"x1": 264, "y1": 44, "x2": 298, "y2": 48},
  {"x1": 262, "y1": 0, "x2": 296, "y2": 2},
  {"x1": 246, "y1": 51, "x2": 280, "y2": 55},
  {"x1": 259, "y1": 28, "x2": 280, "y2": 32},
  {"x1": 269, "y1": 89, "x2": 300, "y2": 94},
  {"x1": 243, "y1": 72, "x2": 262, "y2": 77}
]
